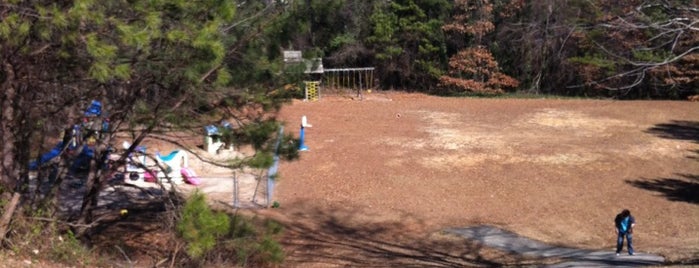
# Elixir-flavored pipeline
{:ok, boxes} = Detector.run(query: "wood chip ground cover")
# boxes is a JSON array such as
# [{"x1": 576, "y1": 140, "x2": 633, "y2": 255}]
[{"x1": 265, "y1": 92, "x2": 699, "y2": 266}]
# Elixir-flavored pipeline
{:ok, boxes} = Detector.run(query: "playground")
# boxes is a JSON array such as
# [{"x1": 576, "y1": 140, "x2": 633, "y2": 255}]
[
  {"x1": 47, "y1": 92, "x2": 698, "y2": 266},
  {"x1": 261, "y1": 92, "x2": 699, "y2": 266}
]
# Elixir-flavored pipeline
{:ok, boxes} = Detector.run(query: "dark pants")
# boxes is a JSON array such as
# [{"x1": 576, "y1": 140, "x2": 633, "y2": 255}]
[{"x1": 616, "y1": 231, "x2": 634, "y2": 255}]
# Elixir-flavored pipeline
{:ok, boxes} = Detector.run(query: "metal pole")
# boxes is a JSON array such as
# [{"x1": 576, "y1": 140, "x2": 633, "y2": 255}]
[
  {"x1": 233, "y1": 173, "x2": 240, "y2": 208},
  {"x1": 359, "y1": 69, "x2": 364, "y2": 91},
  {"x1": 266, "y1": 126, "x2": 284, "y2": 207}
]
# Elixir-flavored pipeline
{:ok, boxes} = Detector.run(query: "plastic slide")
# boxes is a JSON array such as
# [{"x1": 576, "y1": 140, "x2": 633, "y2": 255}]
[
  {"x1": 29, "y1": 99, "x2": 105, "y2": 171},
  {"x1": 29, "y1": 142, "x2": 65, "y2": 170},
  {"x1": 180, "y1": 167, "x2": 201, "y2": 185}
]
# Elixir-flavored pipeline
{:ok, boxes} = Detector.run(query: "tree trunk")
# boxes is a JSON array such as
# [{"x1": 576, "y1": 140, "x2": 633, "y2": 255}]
[
  {"x1": 76, "y1": 158, "x2": 100, "y2": 237},
  {"x1": 1, "y1": 62, "x2": 18, "y2": 191},
  {"x1": 532, "y1": 4, "x2": 553, "y2": 95},
  {"x1": 0, "y1": 192, "x2": 21, "y2": 242}
]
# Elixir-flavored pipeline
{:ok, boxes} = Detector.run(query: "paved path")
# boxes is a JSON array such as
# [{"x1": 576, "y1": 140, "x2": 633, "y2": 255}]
[{"x1": 446, "y1": 225, "x2": 665, "y2": 267}]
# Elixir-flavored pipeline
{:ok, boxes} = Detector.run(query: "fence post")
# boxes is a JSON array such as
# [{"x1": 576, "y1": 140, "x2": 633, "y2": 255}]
[{"x1": 266, "y1": 126, "x2": 284, "y2": 208}]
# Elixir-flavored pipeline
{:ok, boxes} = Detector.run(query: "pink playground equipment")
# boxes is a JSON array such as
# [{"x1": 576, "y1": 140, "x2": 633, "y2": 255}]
[
  {"x1": 122, "y1": 141, "x2": 201, "y2": 185},
  {"x1": 179, "y1": 167, "x2": 201, "y2": 185}
]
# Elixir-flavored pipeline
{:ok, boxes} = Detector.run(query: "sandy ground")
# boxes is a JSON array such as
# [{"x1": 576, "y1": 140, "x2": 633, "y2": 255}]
[{"x1": 255, "y1": 92, "x2": 699, "y2": 266}]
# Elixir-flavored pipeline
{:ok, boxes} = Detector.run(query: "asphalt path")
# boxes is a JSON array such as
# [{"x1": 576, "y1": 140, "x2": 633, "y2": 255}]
[{"x1": 446, "y1": 225, "x2": 665, "y2": 267}]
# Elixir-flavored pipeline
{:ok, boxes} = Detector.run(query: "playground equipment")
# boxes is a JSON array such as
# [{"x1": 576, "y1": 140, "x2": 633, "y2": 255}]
[
  {"x1": 203, "y1": 122, "x2": 233, "y2": 155},
  {"x1": 121, "y1": 141, "x2": 200, "y2": 185},
  {"x1": 29, "y1": 99, "x2": 201, "y2": 185},
  {"x1": 180, "y1": 167, "x2": 201, "y2": 185},
  {"x1": 299, "y1": 115, "x2": 312, "y2": 151},
  {"x1": 304, "y1": 81, "x2": 320, "y2": 101},
  {"x1": 283, "y1": 50, "x2": 324, "y2": 74},
  {"x1": 154, "y1": 150, "x2": 188, "y2": 184},
  {"x1": 323, "y1": 67, "x2": 375, "y2": 99},
  {"x1": 29, "y1": 100, "x2": 110, "y2": 172},
  {"x1": 29, "y1": 142, "x2": 65, "y2": 170},
  {"x1": 123, "y1": 141, "x2": 147, "y2": 178},
  {"x1": 283, "y1": 50, "x2": 376, "y2": 100}
]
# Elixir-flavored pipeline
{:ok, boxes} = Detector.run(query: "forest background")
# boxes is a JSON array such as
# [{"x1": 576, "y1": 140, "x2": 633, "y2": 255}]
[{"x1": 279, "y1": 0, "x2": 698, "y2": 99}]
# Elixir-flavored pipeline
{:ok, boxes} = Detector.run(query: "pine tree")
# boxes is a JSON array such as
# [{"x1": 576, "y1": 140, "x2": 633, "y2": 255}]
[
  {"x1": 367, "y1": 0, "x2": 451, "y2": 89},
  {"x1": 0, "y1": 0, "x2": 297, "y2": 237}
]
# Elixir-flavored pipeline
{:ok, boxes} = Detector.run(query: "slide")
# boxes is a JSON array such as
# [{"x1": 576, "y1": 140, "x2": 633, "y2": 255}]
[
  {"x1": 29, "y1": 142, "x2": 65, "y2": 170},
  {"x1": 180, "y1": 167, "x2": 201, "y2": 185}
]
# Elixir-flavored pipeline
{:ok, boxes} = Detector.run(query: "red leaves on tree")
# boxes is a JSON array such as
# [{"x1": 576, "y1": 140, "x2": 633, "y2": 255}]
[
  {"x1": 440, "y1": 0, "x2": 519, "y2": 95},
  {"x1": 439, "y1": 47, "x2": 519, "y2": 94}
]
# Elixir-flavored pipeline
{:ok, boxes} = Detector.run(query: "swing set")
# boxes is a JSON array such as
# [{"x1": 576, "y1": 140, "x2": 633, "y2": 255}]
[
  {"x1": 285, "y1": 50, "x2": 375, "y2": 101},
  {"x1": 322, "y1": 67, "x2": 375, "y2": 99}
]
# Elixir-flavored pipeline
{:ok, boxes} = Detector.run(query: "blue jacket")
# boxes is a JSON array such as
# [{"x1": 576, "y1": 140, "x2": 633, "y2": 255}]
[{"x1": 615, "y1": 214, "x2": 635, "y2": 233}]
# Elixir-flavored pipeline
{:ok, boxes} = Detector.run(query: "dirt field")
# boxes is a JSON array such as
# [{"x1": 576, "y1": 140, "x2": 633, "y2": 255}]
[{"x1": 253, "y1": 92, "x2": 699, "y2": 266}]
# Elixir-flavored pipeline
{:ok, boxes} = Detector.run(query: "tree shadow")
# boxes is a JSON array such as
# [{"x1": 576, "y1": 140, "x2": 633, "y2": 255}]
[
  {"x1": 633, "y1": 121, "x2": 699, "y2": 204},
  {"x1": 272, "y1": 203, "x2": 551, "y2": 267},
  {"x1": 689, "y1": 149, "x2": 699, "y2": 162},
  {"x1": 645, "y1": 120, "x2": 699, "y2": 143},
  {"x1": 626, "y1": 174, "x2": 699, "y2": 205}
]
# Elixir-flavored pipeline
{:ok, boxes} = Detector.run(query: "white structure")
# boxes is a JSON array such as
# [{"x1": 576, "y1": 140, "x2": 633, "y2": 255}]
[
  {"x1": 203, "y1": 133, "x2": 225, "y2": 154},
  {"x1": 154, "y1": 150, "x2": 188, "y2": 183},
  {"x1": 283, "y1": 50, "x2": 324, "y2": 74},
  {"x1": 203, "y1": 124, "x2": 233, "y2": 154}
]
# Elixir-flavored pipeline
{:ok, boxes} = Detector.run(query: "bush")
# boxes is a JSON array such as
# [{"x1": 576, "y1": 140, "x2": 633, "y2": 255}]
[
  {"x1": 176, "y1": 214, "x2": 285, "y2": 267},
  {"x1": 176, "y1": 191, "x2": 230, "y2": 259},
  {"x1": 176, "y1": 191, "x2": 285, "y2": 266}
]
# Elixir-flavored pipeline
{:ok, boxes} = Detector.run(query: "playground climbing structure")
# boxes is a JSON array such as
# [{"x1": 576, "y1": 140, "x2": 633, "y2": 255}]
[{"x1": 283, "y1": 50, "x2": 375, "y2": 101}]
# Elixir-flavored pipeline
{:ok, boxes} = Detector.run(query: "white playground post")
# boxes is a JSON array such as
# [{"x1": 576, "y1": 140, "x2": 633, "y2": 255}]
[
  {"x1": 299, "y1": 116, "x2": 312, "y2": 151},
  {"x1": 301, "y1": 115, "x2": 312, "y2": 128}
]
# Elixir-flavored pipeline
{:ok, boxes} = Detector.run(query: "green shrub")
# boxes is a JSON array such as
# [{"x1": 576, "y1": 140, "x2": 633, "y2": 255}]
[
  {"x1": 176, "y1": 191, "x2": 285, "y2": 266},
  {"x1": 176, "y1": 191, "x2": 230, "y2": 259},
  {"x1": 254, "y1": 235, "x2": 285, "y2": 264},
  {"x1": 212, "y1": 216, "x2": 285, "y2": 267}
]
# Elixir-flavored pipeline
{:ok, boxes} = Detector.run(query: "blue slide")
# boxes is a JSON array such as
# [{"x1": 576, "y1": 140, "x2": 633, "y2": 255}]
[
  {"x1": 29, "y1": 142, "x2": 65, "y2": 170},
  {"x1": 30, "y1": 100, "x2": 103, "y2": 170}
]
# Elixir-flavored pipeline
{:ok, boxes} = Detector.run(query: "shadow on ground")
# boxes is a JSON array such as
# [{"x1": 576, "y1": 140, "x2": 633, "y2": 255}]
[
  {"x1": 273, "y1": 204, "x2": 550, "y2": 267},
  {"x1": 645, "y1": 120, "x2": 699, "y2": 143},
  {"x1": 629, "y1": 121, "x2": 699, "y2": 205},
  {"x1": 275, "y1": 203, "x2": 666, "y2": 267},
  {"x1": 446, "y1": 225, "x2": 665, "y2": 267},
  {"x1": 626, "y1": 174, "x2": 699, "y2": 205}
]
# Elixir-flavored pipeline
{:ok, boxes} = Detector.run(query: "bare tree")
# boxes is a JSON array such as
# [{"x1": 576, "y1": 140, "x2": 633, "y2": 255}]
[{"x1": 569, "y1": 0, "x2": 698, "y2": 98}]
